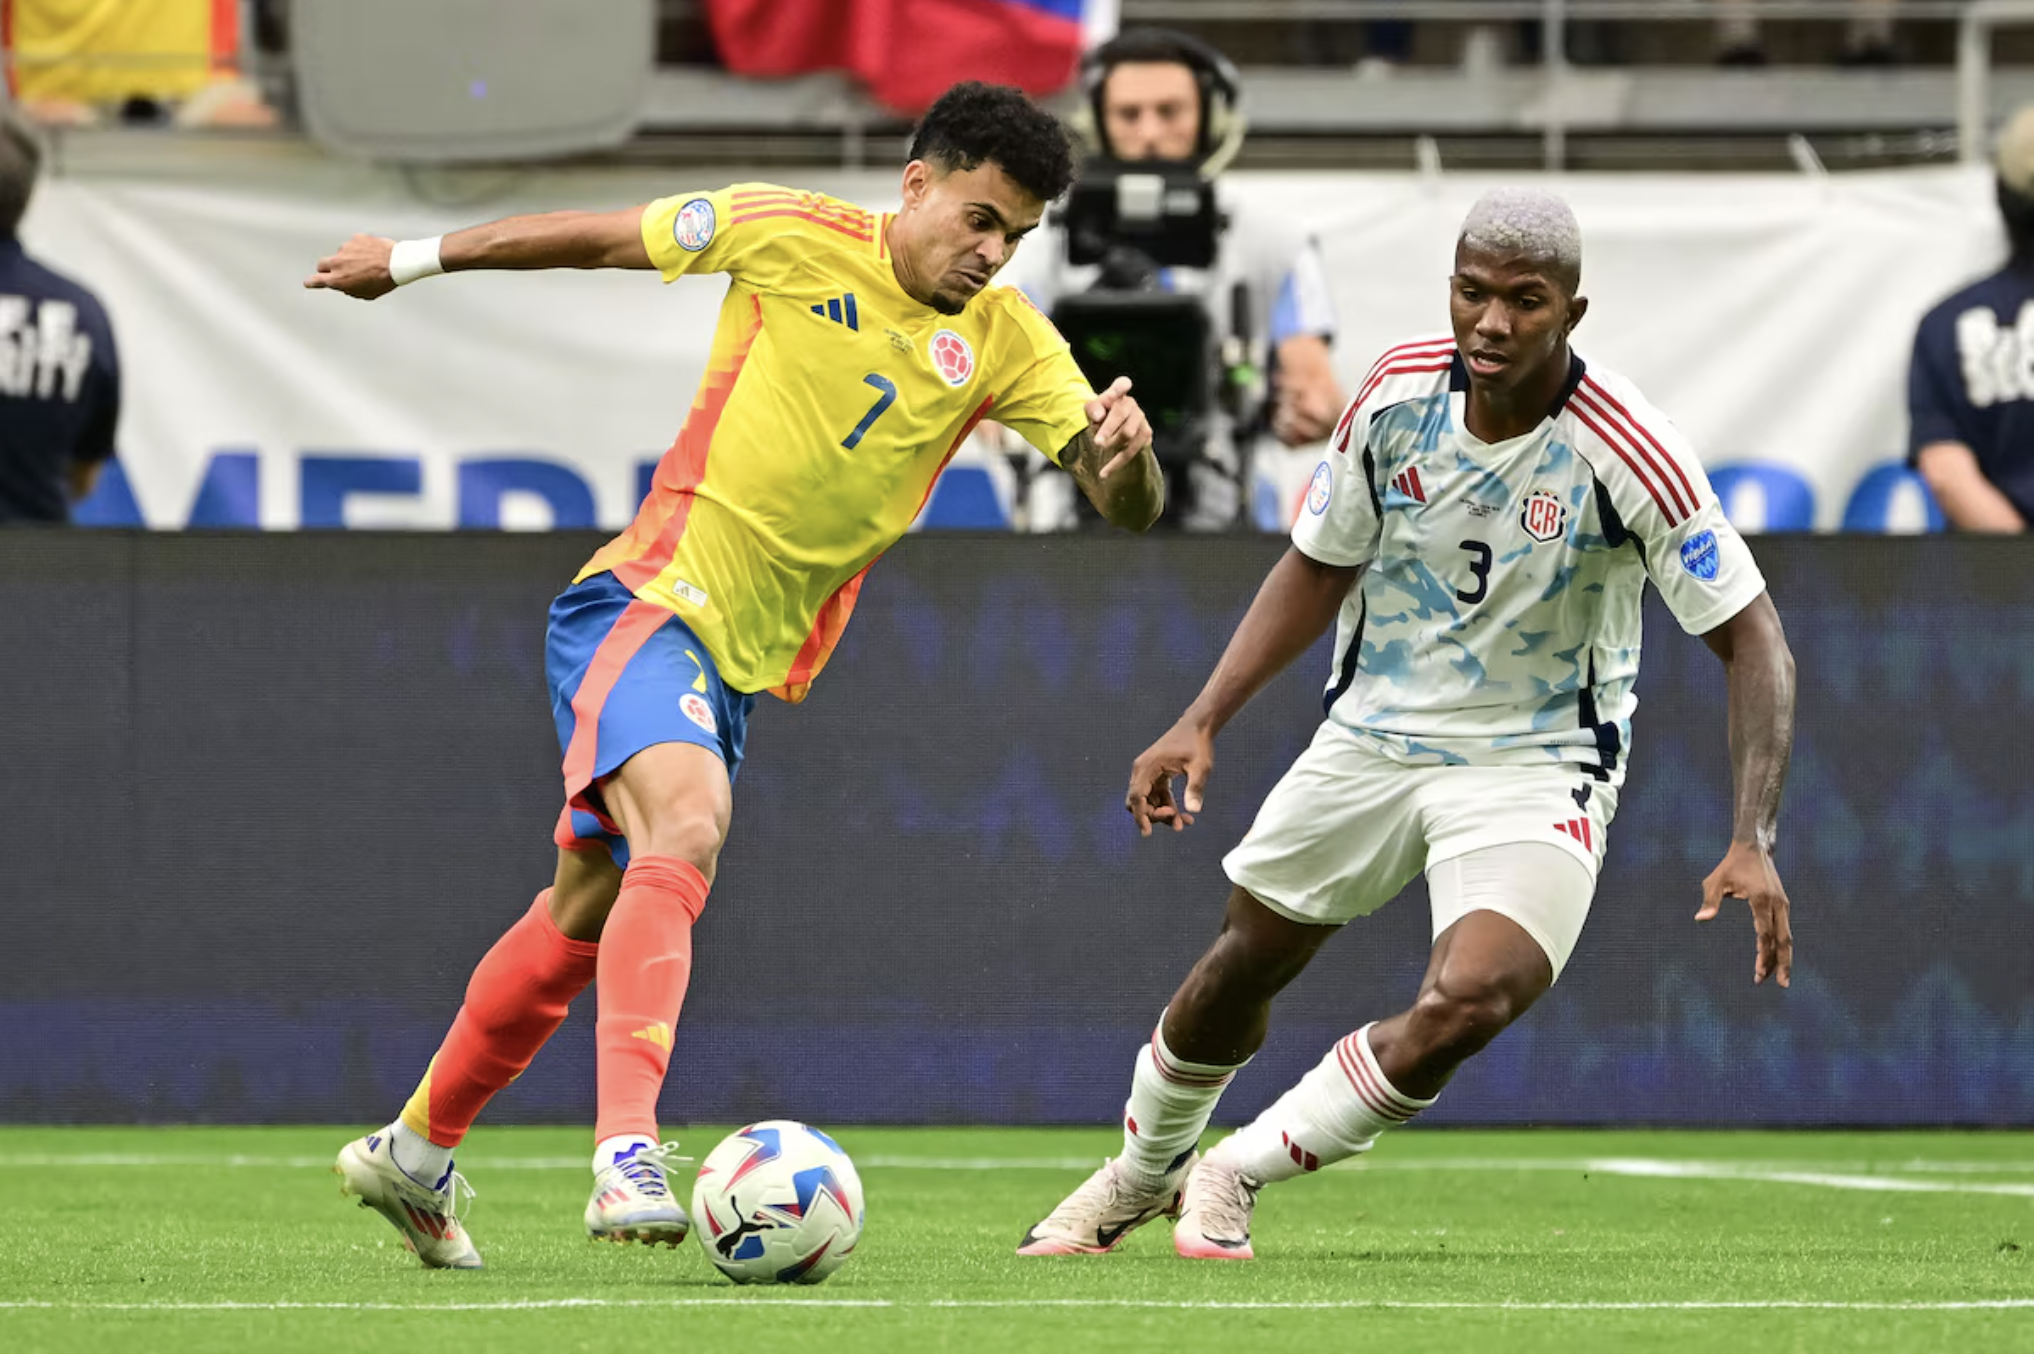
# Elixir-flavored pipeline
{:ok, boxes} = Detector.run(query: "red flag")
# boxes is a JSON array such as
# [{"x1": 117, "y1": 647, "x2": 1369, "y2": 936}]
[
  {"x1": 703, "y1": 0, "x2": 854, "y2": 80},
  {"x1": 707, "y1": 0, "x2": 1084, "y2": 116}
]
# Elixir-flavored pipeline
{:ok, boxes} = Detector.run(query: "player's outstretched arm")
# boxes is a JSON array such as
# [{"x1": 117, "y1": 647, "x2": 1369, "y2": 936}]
[
  {"x1": 1063, "y1": 377, "x2": 1164, "y2": 532},
  {"x1": 1694, "y1": 590, "x2": 1797, "y2": 986},
  {"x1": 303, "y1": 205, "x2": 655, "y2": 300},
  {"x1": 1127, "y1": 546, "x2": 1361, "y2": 836}
]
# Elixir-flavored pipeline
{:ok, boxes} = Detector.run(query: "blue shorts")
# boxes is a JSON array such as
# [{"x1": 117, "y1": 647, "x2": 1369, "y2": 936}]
[{"x1": 546, "y1": 571, "x2": 755, "y2": 868}]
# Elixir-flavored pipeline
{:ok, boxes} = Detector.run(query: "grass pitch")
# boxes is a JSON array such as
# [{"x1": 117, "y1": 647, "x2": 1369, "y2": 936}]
[{"x1": 1, "y1": 1126, "x2": 2029, "y2": 1353}]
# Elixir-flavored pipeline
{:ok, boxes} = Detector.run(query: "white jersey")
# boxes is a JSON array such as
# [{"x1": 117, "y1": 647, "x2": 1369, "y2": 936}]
[{"x1": 1291, "y1": 335, "x2": 1766, "y2": 787}]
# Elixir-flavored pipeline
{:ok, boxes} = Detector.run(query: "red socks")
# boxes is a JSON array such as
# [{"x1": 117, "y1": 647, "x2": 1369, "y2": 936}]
[
  {"x1": 396, "y1": 857, "x2": 709, "y2": 1149},
  {"x1": 593, "y1": 855, "x2": 709, "y2": 1143},
  {"x1": 399, "y1": 889, "x2": 599, "y2": 1146}
]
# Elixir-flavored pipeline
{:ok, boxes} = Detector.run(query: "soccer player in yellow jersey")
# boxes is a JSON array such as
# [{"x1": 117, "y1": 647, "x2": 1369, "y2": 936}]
[{"x1": 305, "y1": 82, "x2": 1163, "y2": 1270}]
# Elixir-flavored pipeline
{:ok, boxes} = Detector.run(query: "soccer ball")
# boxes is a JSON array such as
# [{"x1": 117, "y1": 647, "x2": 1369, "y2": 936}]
[{"x1": 691, "y1": 1120, "x2": 864, "y2": 1284}]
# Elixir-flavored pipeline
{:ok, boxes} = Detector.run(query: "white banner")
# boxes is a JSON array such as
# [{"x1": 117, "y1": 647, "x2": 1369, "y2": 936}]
[{"x1": 24, "y1": 160, "x2": 2001, "y2": 531}]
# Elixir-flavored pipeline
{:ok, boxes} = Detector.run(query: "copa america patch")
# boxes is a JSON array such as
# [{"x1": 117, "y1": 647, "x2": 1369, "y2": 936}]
[
  {"x1": 673, "y1": 198, "x2": 716, "y2": 252},
  {"x1": 1680, "y1": 529, "x2": 1720, "y2": 581},
  {"x1": 680, "y1": 692, "x2": 717, "y2": 735},
  {"x1": 930, "y1": 329, "x2": 974, "y2": 386},
  {"x1": 1306, "y1": 461, "x2": 1333, "y2": 515},
  {"x1": 1519, "y1": 489, "x2": 1567, "y2": 542}
]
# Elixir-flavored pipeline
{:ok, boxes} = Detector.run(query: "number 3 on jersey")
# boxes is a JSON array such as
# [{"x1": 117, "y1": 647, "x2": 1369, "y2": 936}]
[
  {"x1": 841, "y1": 373, "x2": 898, "y2": 450},
  {"x1": 1457, "y1": 539, "x2": 1492, "y2": 605}
]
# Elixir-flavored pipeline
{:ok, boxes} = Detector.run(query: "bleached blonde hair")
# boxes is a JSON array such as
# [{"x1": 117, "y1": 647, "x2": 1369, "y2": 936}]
[{"x1": 1457, "y1": 187, "x2": 1582, "y2": 288}]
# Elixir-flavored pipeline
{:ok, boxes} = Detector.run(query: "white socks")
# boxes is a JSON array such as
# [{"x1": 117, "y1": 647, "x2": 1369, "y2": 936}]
[
  {"x1": 1118, "y1": 1019, "x2": 1246, "y2": 1188},
  {"x1": 1212, "y1": 1023, "x2": 1435, "y2": 1183},
  {"x1": 387, "y1": 1120, "x2": 454, "y2": 1188}
]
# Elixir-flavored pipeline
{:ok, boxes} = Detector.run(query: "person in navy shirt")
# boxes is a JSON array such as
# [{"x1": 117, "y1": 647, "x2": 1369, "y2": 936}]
[
  {"x1": 1907, "y1": 106, "x2": 2034, "y2": 534},
  {"x1": 0, "y1": 110, "x2": 119, "y2": 525}
]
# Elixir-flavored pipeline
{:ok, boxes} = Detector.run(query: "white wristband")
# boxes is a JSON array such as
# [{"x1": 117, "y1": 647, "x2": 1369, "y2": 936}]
[{"x1": 388, "y1": 236, "x2": 445, "y2": 286}]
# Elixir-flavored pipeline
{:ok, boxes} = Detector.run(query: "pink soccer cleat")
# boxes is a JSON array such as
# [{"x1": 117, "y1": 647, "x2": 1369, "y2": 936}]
[
  {"x1": 1173, "y1": 1153, "x2": 1261, "y2": 1260},
  {"x1": 1017, "y1": 1152, "x2": 1196, "y2": 1256}
]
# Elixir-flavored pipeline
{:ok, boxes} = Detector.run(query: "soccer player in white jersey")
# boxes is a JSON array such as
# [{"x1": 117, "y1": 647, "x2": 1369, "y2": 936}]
[{"x1": 1019, "y1": 188, "x2": 1798, "y2": 1260}]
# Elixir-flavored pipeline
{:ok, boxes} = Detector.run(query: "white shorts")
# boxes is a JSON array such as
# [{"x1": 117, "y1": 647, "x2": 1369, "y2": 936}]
[{"x1": 1222, "y1": 721, "x2": 1615, "y2": 979}]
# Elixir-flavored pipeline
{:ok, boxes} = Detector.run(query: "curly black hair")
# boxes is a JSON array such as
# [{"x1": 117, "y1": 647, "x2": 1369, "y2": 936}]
[{"x1": 908, "y1": 81, "x2": 1077, "y2": 204}]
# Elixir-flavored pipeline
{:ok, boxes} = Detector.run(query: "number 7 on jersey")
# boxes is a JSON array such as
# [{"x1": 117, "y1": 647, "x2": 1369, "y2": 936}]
[{"x1": 841, "y1": 373, "x2": 898, "y2": 450}]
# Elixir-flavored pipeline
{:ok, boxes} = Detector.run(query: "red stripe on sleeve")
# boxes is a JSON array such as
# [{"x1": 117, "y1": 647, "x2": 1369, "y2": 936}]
[
  {"x1": 1569, "y1": 399, "x2": 1687, "y2": 527},
  {"x1": 727, "y1": 192, "x2": 874, "y2": 227},
  {"x1": 1577, "y1": 381, "x2": 1698, "y2": 519},
  {"x1": 727, "y1": 209, "x2": 874, "y2": 240},
  {"x1": 1354, "y1": 359, "x2": 1452, "y2": 412},
  {"x1": 1356, "y1": 338, "x2": 1456, "y2": 391},
  {"x1": 1580, "y1": 378, "x2": 1699, "y2": 511},
  {"x1": 1329, "y1": 397, "x2": 1362, "y2": 453}
]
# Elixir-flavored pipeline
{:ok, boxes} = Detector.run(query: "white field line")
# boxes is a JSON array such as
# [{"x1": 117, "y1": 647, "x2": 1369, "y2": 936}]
[
  {"x1": 1, "y1": 1298, "x2": 2032, "y2": 1313},
  {"x1": 1, "y1": 1153, "x2": 2032, "y2": 1196}
]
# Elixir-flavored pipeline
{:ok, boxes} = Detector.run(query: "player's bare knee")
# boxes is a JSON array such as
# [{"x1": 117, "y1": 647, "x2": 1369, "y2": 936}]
[
  {"x1": 1191, "y1": 929, "x2": 1310, "y2": 1006},
  {"x1": 636, "y1": 808, "x2": 725, "y2": 883},
  {"x1": 1205, "y1": 890, "x2": 1332, "y2": 991},
  {"x1": 1405, "y1": 984, "x2": 1517, "y2": 1062}
]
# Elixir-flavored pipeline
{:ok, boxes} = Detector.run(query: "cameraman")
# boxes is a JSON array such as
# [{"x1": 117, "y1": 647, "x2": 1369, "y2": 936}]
[{"x1": 1023, "y1": 28, "x2": 1343, "y2": 531}]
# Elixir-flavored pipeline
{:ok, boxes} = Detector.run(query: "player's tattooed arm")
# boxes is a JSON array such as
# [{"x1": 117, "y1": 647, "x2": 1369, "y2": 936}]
[
  {"x1": 1062, "y1": 376, "x2": 1164, "y2": 532},
  {"x1": 1696, "y1": 590, "x2": 1797, "y2": 986},
  {"x1": 1704, "y1": 591, "x2": 1796, "y2": 849}
]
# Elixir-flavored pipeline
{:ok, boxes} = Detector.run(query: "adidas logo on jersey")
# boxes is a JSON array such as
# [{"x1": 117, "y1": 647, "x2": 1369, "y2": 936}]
[
  {"x1": 1391, "y1": 467, "x2": 1428, "y2": 503},
  {"x1": 1553, "y1": 817, "x2": 1595, "y2": 852},
  {"x1": 810, "y1": 293, "x2": 860, "y2": 331}
]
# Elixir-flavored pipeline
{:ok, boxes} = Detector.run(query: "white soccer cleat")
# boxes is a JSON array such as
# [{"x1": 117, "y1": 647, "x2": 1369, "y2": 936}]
[
  {"x1": 334, "y1": 1131, "x2": 482, "y2": 1269},
  {"x1": 1173, "y1": 1153, "x2": 1261, "y2": 1260},
  {"x1": 1016, "y1": 1152, "x2": 1197, "y2": 1256},
  {"x1": 585, "y1": 1141, "x2": 692, "y2": 1247}
]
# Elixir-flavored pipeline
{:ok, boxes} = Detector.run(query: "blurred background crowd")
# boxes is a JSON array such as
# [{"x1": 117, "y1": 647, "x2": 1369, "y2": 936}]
[{"x1": 4, "y1": 1, "x2": 2032, "y2": 536}]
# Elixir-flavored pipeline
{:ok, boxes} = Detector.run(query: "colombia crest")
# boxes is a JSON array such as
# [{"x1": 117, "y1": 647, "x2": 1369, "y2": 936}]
[{"x1": 930, "y1": 329, "x2": 974, "y2": 386}]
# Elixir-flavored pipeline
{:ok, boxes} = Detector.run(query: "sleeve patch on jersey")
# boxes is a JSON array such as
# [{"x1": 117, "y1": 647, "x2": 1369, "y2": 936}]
[
  {"x1": 674, "y1": 198, "x2": 717, "y2": 252},
  {"x1": 1307, "y1": 460, "x2": 1333, "y2": 514},
  {"x1": 1679, "y1": 529, "x2": 1720, "y2": 581}
]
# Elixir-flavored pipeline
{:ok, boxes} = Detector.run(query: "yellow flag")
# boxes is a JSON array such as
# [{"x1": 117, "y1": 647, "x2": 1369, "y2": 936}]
[{"x1": 8, "y1": 0, "x2": 234, "y2": 104}]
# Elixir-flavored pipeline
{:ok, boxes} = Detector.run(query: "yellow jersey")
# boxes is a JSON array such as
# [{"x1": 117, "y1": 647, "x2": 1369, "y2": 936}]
[{"x1": 577, "y1": 183, "x2": 1094, "y2": 702}]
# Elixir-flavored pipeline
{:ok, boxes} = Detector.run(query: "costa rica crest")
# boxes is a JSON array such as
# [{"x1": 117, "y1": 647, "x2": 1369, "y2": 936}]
[{"x1": 1519, "y1": 489, "x2": 1567, "y2": 542}]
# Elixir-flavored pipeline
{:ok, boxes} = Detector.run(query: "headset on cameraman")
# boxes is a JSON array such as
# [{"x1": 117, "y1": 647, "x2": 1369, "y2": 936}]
[{"x1": 1073, "y1": 27, "x2": 1248, "y2": 176}]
